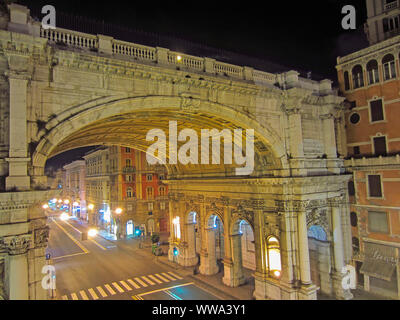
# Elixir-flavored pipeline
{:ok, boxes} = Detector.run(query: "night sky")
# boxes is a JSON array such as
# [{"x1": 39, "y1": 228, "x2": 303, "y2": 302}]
[{"x1": 17, "y1": 0, "x2": 368, "y2": 170}]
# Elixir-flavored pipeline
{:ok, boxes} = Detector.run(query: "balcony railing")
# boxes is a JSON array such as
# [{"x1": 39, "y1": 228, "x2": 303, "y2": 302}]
[
  {"x1": 385, "y1": 1, "x2": 398, "y2": 11},
  {"x1": 123, "y1": 167, "x2": 136, "y2": 173}
]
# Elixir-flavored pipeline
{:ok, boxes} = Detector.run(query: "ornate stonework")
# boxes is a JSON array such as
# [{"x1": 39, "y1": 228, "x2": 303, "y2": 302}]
[
  {"x1": 34, "y1": 227, "x2": 49, "y2": 248},
  {"x1": 0, "y1": 234, "x2": 32, "y2": 255}
]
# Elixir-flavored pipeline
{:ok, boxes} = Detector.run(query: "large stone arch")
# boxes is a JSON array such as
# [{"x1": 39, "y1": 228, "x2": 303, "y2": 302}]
[{"x1": 31, "y1": 95, "x2": 288, "y2": 181}]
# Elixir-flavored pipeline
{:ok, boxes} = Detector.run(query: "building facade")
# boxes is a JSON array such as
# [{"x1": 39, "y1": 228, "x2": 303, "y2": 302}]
[
  {"x1": 337, "y1": 0, "x2": 400, "y2": 300},
  {"x1": 63, "y1": 160, "x2": 87, "y2": 220}
]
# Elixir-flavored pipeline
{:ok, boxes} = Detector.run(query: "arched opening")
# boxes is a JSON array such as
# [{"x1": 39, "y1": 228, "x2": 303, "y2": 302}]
[
  {"x1": 266, "y1": 236, "x2": 282, "y2": 279},
  {"x1": 367, "y1": 60, "x2": 380, "y2": 85},
  {"x1": 307, "y1": 225, "x2": 331, "y2": 296},
  {"x1": 382, "y1": 54, "x2": 396, "y2": 80},
  {"x1": 352, "y1": 65, "x2": 364, "y2": 89}
]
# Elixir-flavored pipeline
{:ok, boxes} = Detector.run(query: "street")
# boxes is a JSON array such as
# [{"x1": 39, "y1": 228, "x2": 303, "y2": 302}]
[{"x1": 46, "y1": 211, "x2": 219, "y2": 301}]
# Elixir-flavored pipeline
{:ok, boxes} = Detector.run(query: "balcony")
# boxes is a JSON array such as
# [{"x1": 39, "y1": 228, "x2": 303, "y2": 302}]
[
  {"x1": 385, "y1": 1, "x2": 398, "y2": 11},
  {"x1": 123, "y1": 167, "x2": 136, "y2": 173}
]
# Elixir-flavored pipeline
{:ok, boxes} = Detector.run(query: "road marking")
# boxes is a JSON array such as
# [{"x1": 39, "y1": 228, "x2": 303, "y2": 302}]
[
  {"x1": 61, "y1": 295, "x2": 68, "y2": 300},
  {"x1": 71, "y1": 293, "x2": 79, "y2": 300},
  {"x1": 63, "y1": 220, "x2": 82, "y2": 234},
  {"x1": 154, "y1": 273, "x2": 170, "y2": 282},
  {"x1": 162, "y1": 272, "x2": 177, "y2": 281},
  {"x1": 120, "y1": 281, "x2": 132, "y2": 291},
  {"x1": 112, "y1": 282, "x2": 125, "y2": 293},
  {"x1": 148, "y1": 274, "x2": 163, "y2": 284},
  {"x1": 89, "y1": 239, "x2": 107, "y2": 251},
  {"x1": 165, "y1": 290, "x2": 183, "y2": 300},
  {"x1": 127, "y1": 279, "x2": 141, "y2": 289},
  {"x1": 138, "y1": 283, "x2": 195, "y2": 297},
  {"x1": 134, "y1": 277, "x2": 148, "y2": 287},
  {"x1": 132, "y1": 295, "x2": 143, "y2": 300},
  {"x1": 141, "y1": 276, "x2": 156, "y2": 286},
  {"x1": 52, "y1": 252, "x2": 88, "y2": 260},
  {"x1": 96, "y1": 286, "x2": 108, "y2": 298},
  {"x1": 104, "y1": 284, "x2": 117, "y2": 295},
  {"x1": 51, "y1": 218, "x2": 89, "y2": 254},
  {"x1": 168, "y1": 272, "x2": 183, "y2": 280},
  {"x1": 79, "y1": 290, "x2": 89, "y2": 300},
  {"x1": 88, "y1": 288, "x2": 99, "y2": 300}
]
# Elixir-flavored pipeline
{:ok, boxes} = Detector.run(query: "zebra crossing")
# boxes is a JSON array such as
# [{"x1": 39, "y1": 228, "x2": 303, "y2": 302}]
[{"x1": 60, "y1": 271, "x2": 184, "y2": 300}]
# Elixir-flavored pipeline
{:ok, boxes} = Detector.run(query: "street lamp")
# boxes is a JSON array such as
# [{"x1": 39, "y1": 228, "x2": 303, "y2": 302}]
[
  {"x1": 42, "y1": 204, "x2": 49, "y2": 210},
  {"x1": 88, "y1": 204, "x2": 94, "y2": 210},
  {"x1": 115, "y1": 208, "x2": 123, "y2": 215}
]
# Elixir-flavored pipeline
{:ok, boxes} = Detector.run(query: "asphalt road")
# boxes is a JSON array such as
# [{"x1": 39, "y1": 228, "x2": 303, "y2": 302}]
[{"x1": 46, "y1": 210, "x2": 219, "y2": 301}]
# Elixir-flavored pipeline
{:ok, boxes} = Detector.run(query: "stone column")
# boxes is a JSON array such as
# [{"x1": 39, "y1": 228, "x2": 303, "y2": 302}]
[
  {"x1": 199, "y1": 227, "x2": 219, "y2": 276},
  {"x1": 223, "y1": 233, "x2": 245, "y2": 287},
  {"x1": 252, "y1": 204, "x2": 270, "y2": 300},
  {"x1": 296, "y1": 202, "x2": 318, "y2": 300},
  {"x1": 5, "y1": 71, "x2": 31, "y2": 191},
  {"x1": 2, "y1": 235, "x2": 31, "y2": 300},
  {"x1": 321, "y1": 114, "x2": 337, "y2": 159},
  {"x1": 331, "y1": 199, "x2": 353, "y2": 300},
  {"x1": 178, "y1": 222, "x2": 198, "y2": 267}
]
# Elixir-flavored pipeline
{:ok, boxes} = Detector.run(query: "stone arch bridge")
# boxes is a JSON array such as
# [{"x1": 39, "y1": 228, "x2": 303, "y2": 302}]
[{"x1": 0, "y1": 4, "x2": 352, "y2": 300}]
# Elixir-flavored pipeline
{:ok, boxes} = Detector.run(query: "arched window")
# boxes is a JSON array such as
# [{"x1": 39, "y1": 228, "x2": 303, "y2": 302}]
[
  {"x1": 382, "y1": 54, "x2": 396, "y2": 80},
  {"x1": 366, "y1": 60, "x2": 380, "y2": 85},
  {"x1": 146, "y1": 187, "x2": 154, "y2": 199},
  {"x1": 344, "y1": 71, "x2": 350, "y2": 91},
  {"x1": 350, "y1": 212, "x2": 358, "y2": 227},
  {"x1": 159, "y1": 186, "x2": 166, "y2": 196},
  {"x1": 352, "y1": 65, "x2": 364, "y2": 89},
  {"x1": 266, "y1": 236, "x2": 282, "y2": 279}
]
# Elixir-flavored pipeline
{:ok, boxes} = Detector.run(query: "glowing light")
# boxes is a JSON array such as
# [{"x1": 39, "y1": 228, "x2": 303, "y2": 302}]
[
  {"x1": 173, "y1": 247, "x2": 179, "y2": 256},
  {"x1": 273, "y1": 270, "x2": 281, "y2": 278},
  {"x1": 58, "y1": 200, "x2": 62, "y2": 204},
  {"x1": 173, "y1": 217, "x2": 181, "y2": 240},
  {"x1": 51, "y1": 199, "x2": 57, "y2": 203},
  {"x1": 214, "y1": 216, "x2": 218, "y2": 229},
  {"x1": 73, "y1": 202, "x2": 79, "y2": 206},
  {"x1": 64, "y1": 200, "x2": 70, "y2": 205},
  {"x1": 88, "y1": 204, "x2": 94, "y2": 210},
  {"x1": 176, "y1": 55, "x2": 182, "y2": 62},
  {"x1": 115, "y1": 208, "x2": 123, "y2": 215},
  {"x1": 88, "y1": 228, "x2": 98, "y2": 238},
  {"x1": 60, "y1": 213, "x2": 70, "y2": 221},
  {"x1": 42, "y1": 204, "x2": 49, "y2": 209}
]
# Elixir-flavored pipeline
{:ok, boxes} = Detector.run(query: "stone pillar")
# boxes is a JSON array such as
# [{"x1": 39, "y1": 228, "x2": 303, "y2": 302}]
[
  {"x1": 223, "y1": 233, "x2": 245, "y2": 287},
  {"x1": 199, "y1": 228, "x2": 219, "y2": 276},
  {"x1": 5, "y1": 71, "x2": 31, "y2": 191},
  {"x1": 178, "y1": 222, "x2": 198, "y2": 267},
  {"x1": 2, "y1": 235, "x2": 31, "y2": 300},
  {"x1": 331, "y1": 201, "x2": 353, "y2": 300},
  {"x1": 287, "y1": 109, "x2": 304, "y2": 159},
  {"x1": 297, "y1": 207, "x2": 318, "y2": 300},
  {"x1": 317, "y1": 241, "x2": 332, "y2": 296},
  {"x1": 97, "y1": 35, "x2": 113, "y2": 55},
  {"x1": 156, "y1": 47, "x2": 170, "y2": 65}
]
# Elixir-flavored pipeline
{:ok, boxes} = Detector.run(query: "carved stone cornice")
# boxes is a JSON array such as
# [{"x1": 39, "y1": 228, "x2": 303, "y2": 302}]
[
  {"x1": 320, "y1": 113, "x2": 334, "y2": 121},
  {"x1": 275, "y1": 199, "x2": 310, "y2": 213},
  {"x1": 0, "y1": 234, "x2": 32, "y2": 255},
  {"x1": 328, "y1": 196, "x2": 346, "y2": 207},
  {"x1": 34, "y1": 227, "x2": 49, "y2": 248},
  {"x1": 232, "y1": 204, "x2": 254, "y2": 229},
  {"x1": 306, "y1": 209, "x2": 329, "y2": 233}
]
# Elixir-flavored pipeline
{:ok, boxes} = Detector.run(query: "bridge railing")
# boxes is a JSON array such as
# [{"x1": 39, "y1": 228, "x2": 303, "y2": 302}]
[
  {"x1": 38, "y1": 24, "x2": 330, "y2": 93},
  {"x1": 40, "y1": 27, "x2": 99, "y2": 50}
]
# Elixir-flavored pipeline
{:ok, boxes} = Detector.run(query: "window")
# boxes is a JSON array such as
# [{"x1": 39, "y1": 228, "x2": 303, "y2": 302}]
[
  {"x1": 348, "y1": 181, "x2": 355, "y2": 196},
  {"x1": 373, "y1": 136, "x2": 387, "y2": 156},
  {"x1": 370, "y1": 99, "x2": 384, "y2": 122},
  {"x1": 148, "y1": 202, "x2": 154, "y2": 211},
  {"x1": 368, "y1": 175, "x2": 383, "y2": 198},
  {"x1": 352, "y1": 237, "x2": 360, "y2": 254},
  {"x1": 159, "y1": 186, "x2": 166, "y2": 196},
  {"x1": 146, "y1": 187, "x2": 154, "y2": 199},
  {"x1": 126, "y1": 175, "x2": 133, "y2": 182},
  {"x1": 266, "y1": 236, "x2": 282, "y2": 279},
  {"x1": 368, "y1": 211, "x2": 389, "y2": 233},
  {"x1": 344, "y1": 71, "x2": 350, "y2": 91},
  {"x1": 147, "y1": 174, "x2": 153, "y2": 181},
  {"x1": 383, "y1": 15, "x2": 400, "y2": 32},
  {"x1": 350, "y1": 113, "x2": 361, "y2": 125},
  {"x1": 173, "y1": 217, "x2": 181, "y2": 240},
  {"x1": 353, "y1": 146, "x2": 361, "y2": 156},
  {"x1": 352, "y1": 65, "x2": 364, "y2": 89},
  {"x1": 159, "y1": 174, "x2": 165, "y2": 181},
  {"x1": 350, "y1": 212, "x2": 358, "y2": 227},
  {"x1": 125, "y1": 147, "x2": 131, "y2": 153},
  {"x1": 126, "y1": 159, "x2": 132, "y2": 167},
  {"x1": 160, "y1": 202, "x2": 166, "y2": 210},
  {"x1": 367, "y1": 60, "x2": 380, "y2": 85},
  {"x1": 127, "y1": 187, "x2": 133, "y2": 198},
  {"x1": 382, "y1": 54, "x2": 396, "y2": 80}
]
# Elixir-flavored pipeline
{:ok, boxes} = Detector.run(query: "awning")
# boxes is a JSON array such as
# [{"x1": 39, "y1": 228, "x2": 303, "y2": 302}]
[
  {"x1": 360, "y1": 242, "x2": 398, "y2": 281},
  {"x1": 360, "y1": 258, "x2": 396, "y2": 281}
]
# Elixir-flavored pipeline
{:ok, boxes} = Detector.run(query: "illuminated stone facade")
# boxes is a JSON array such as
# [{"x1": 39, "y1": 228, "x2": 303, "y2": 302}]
[{"x1": 0, "y1": 4, "x2": 352, "y2": 300}]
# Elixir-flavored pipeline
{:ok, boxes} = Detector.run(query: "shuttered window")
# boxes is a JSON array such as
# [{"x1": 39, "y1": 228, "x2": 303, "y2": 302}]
[
  {"x1": 373, "y1": 136, "x2": 387, "y2": 156},
  {"x1": 368, "y1": 175, "x2": 383, "y2": 198},
  {"x1": 368, "y1": 211, "x2": 389, "y2": 234},
  {"x1": 370, "y1": 99, "x2": 384, "y2": 122}
]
